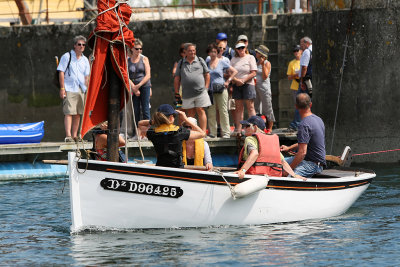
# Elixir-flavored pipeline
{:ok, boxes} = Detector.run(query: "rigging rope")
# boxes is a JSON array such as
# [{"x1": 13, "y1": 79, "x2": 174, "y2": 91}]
[
  {"x1": 352, "y1": 148, "x2": 400, "y2": 157},
  {"x1": 329, "y1": 0, "x2": 355, "y2": 155}
]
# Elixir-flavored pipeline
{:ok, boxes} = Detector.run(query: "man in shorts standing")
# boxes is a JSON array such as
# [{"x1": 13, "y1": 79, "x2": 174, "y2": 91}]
[
  {"x1": 174, "y1": 43, "x2": 210, "y2": 132},
  {"x1": 58, "y1": 35, "x2": 90, "y2": 142}
]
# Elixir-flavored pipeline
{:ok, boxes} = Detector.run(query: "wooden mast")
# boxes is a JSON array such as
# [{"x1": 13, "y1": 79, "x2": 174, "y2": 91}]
[{"x1": 106, "y1": 56, "x2": 122, "y2": 162}]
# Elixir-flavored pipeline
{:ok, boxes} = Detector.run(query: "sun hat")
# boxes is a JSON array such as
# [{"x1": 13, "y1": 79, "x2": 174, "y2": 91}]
[
  {"x1": 237, "y1": 34, "x2": 248, "y2": 41},
  {"x1": 157, "y1": 104, "x2": 177, "y2": 116},
  {"x1": 235, "y1": 42, "x2": 246, "y2": 49},
  {"x1": 216, "y1": 32, "x2": 228, "y2": 40},
  {"x1": 255, "y1": 45, "x2": 269, "y2": 58},
  {"x1": 183, "y1": 117, "x2": 197, "y2": 128},
  {"x1": 240, "y1": 116, "x2": 266, "y2": 130}
]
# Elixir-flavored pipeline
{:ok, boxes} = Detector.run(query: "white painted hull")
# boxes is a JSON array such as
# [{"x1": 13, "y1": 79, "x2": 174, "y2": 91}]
[{"x1": 68, "y1": 153, "x2": 375, "y2": 231}]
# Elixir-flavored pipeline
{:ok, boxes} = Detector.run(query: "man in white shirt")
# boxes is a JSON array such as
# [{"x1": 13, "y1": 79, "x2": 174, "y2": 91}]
[
  {"x1": 58, "y1": 35, "x2": 90, "y2": 142},
  {"x1": 299, "y1": 36, "x2": 312, "y2": 96}
]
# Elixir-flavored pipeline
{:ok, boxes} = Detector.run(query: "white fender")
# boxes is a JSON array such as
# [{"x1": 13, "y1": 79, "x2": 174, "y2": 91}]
[{"x1": 232, "y1": 176, "x2": 269, "y2": 199}]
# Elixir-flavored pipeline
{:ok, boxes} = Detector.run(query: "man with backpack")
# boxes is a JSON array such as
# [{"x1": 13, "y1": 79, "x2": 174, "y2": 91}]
[{"x1": 58, "y1": 35, "x2": 90, "y2": 142}]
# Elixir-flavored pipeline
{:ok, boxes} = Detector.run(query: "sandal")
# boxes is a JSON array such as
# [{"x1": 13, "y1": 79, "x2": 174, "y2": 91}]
[{"x1": 64, "y1": 136, "x2": 74, "y2": 142}]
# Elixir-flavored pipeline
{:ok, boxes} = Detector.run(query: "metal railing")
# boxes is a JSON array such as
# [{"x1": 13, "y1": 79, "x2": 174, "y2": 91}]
[{"x1": 4, "y1": 0, "x2": 311, "y2": 26}]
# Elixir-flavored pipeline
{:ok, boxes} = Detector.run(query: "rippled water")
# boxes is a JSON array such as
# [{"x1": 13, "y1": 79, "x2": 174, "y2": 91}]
[{"x1": 0, "y1": 164, "x2": 399, "y2": 266}]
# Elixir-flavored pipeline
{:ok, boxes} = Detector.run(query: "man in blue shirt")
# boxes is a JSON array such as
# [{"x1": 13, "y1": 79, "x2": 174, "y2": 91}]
[
  {"x1": 58, "y1": 35, "x2": 90, "y2": 142},
  {"x1": 281, "y1": 93, "x2": 326, "y2": 177}
]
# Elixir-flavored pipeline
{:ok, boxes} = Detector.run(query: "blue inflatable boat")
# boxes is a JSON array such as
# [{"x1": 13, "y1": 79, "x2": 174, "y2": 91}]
[{"x1": 0, "y1": 121, "x2": 44, "y2": 144}]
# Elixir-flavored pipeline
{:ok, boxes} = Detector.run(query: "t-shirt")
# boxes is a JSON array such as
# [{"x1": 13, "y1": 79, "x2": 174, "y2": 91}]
[
  {"x1": 208, "y1": 59, "x2": 230, "y2": 88},
  {"x1": 300, "y1": 45, "x2": 312, "y2": 67},
  {"x1": 297, "y1": 114, "x2": 326, "y2": 165},
  {"x1": 147, "y1": 126, "x2": 191, "y2": 167},
  {"x1": 287, "y1": 58, "x2": 300, "y2": 90},
  {"x1": 175, "y1": 56, "x2": 209, "y2": 99},
  {"x1": 230, "y1": 55, "x2": 257, "y2": 85}
]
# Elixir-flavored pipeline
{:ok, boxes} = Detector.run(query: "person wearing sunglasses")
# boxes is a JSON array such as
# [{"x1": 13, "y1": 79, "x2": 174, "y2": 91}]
[
  {"x1": 229, "y1": 41, "x2": 257, "y2": 136},
  {"x1": 121, "y1": 38, "x2": 152, "y2": 140},
  {"x1": 236, "y1": 116, "x2": 305, "y2": 180},
  {"x1": 58, "y1": 35, "x2": 90, "y2": 143},
  {"x1": 139, "y1": 104, "x2": 205, "y2": 168}
]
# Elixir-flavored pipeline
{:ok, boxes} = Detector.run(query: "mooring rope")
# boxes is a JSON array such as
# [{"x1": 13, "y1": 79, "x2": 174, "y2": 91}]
[
  {"x1": 330, "y1": 0, "x2": 355, "y2": 155},
  {"x1": 213, "y1": 169, "x2": 236, "y2": 199},
  {"x1": 352, "y1": 148, "x2": 400, "y2": 157}
]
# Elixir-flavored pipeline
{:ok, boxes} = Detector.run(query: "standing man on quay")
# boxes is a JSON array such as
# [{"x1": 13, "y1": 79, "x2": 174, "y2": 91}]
[
  {"x1": 288, "y1": 36, "x2": 313, "y2": 131},
  {"x1": 174, "y1": 43, "x2": 210, "y2": 132},
  {"x1": 281, "y1": 93, "x2": 326, "y2": 178},
  {"x1": 58, "y1": 35, "x2": 90, "y2": 142},
  {"x1": 299, "y1": 36, "x2": 312, "y2": 96}
]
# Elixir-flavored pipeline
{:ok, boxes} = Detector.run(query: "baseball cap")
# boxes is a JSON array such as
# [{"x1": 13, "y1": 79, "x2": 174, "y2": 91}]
[
  {"x1": 293, "y1": 44, "x2": 301, "y2": 52},
  {"x1": 237, "y1": 34, "x2": 248, "y2": 41},
  {"x1": 157, "y1": 104, "x2": 177, "y2": 116},
  {"x1": 216, "y1": 32, "x2": 228, "y2": 40},
  {"x1": 235, "y1": 42, "x2": 246, "y2": 49},
  {"x1": 240, "y1": 116, "x2": 266, "y2": 130}
]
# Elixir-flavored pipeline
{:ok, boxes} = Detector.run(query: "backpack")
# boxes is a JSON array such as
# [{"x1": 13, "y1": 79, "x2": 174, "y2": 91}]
[{"x1": 53, "y1": 51, "x2": 71, "y2": 88}]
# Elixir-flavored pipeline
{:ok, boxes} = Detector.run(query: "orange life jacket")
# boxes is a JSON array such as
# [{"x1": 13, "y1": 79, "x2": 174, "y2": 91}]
[{"x1": 238, "y1": 133, "x2": 283, "y2": 176}]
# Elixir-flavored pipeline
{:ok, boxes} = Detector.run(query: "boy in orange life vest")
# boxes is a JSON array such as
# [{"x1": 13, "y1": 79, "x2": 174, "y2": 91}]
[{"x1": 236, "y1": 115, "x2": 305, "y2": 180}]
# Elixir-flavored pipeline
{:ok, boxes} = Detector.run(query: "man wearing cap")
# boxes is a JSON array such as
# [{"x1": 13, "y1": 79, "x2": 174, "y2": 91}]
[
  {"x1": 281, "y1": 93, "x2": 326, "y2": 178},
  {"x1": 237, "y1": 34, "x2": 257, "y2": 59},
  {"x1": 236, "y1": 115, "x2": 305, "y2": 180},
  {"x1": 174, "y1": 43, "x2": 210, "y2": 132},
  {"x1": 216, "y1": 32, "x2": 234, "y2": 60}
]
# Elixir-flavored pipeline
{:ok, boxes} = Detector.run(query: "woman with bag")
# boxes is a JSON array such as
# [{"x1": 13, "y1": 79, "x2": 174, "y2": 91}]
[{"x1": 206, "y1": 43, "x2": 237, "y2": 138}]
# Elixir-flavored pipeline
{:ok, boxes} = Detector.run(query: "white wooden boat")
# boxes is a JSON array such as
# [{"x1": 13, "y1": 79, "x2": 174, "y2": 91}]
[
  {"x1": 68, "y1": 152, "x2": 375, "y2": 231},
  {"x1": 68, "y1": 0, "x2": 375, "y2": 232}
]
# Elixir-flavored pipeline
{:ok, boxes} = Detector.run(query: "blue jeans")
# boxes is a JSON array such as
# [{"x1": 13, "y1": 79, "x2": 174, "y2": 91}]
[
  {"x1": 132, "y1": 85, "x2": 151, "y2": 128},
  {"x1": 285, "y1": 156, "x2": 323, "y2": 178}
]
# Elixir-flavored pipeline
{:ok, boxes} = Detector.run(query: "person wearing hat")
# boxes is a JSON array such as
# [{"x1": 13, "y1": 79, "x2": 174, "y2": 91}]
[
  {"x1": 235, "y1": 115, "x2": 305, "y2": 180},
  {"x1": 230, "y1": 41, "x2": 257, "y2": 135},
  {"x1": 286, "y1": 45, "x2": 303, "y2": 132},
  {"x1": 139, "y1": 104, "x2": 205, "y2": 168},
  {"x1": 216, "y1": 32, "x2": 234, "y2": 60},
  {"x1": 182, "y1": 117, "x2": 213, "y2": 170},
  {"x1": 287, "y1": 44, "x2": 302, "y2": 104},
  {"x1": 237, "y1": 34, "x2": 257, "y2": 60},
  {"x1": 254, "y1": 44, "x2": 275, "y2": 133}
]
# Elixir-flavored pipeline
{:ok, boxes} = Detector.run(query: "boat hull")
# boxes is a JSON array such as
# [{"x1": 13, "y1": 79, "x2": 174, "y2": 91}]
[{"x1": 68, "y1": 153, "x2": 374, "y2": 231}]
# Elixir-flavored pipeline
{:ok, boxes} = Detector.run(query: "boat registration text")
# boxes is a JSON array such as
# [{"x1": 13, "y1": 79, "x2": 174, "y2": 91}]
[{"x1": 100, "y1": 178, "x2": 183, "y2": 198}]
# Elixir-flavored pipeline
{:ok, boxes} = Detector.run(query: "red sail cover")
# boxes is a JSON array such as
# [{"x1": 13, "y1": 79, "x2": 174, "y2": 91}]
[{"x1": 81, "y1": 0, "x2": 135, "y2": 137}]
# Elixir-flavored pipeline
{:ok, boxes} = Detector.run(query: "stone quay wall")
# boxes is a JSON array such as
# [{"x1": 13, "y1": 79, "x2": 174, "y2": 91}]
[
  {"x1": 312, "y1": 0, "x2": 400, "y2": 162},
  {"x1": 0, "y1": 14, "x2": 310, "y2": 141}
]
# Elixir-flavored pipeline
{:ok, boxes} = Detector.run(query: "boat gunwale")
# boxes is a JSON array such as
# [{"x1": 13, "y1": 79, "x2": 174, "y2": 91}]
[{"x1": 76, "y1": 159, "x2": 375, "y2": 191}]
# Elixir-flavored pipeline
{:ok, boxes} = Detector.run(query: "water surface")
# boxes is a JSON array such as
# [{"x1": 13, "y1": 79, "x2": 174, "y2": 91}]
[{"x1": 0, "y1": 164, "x2": 399, "y2": 266}]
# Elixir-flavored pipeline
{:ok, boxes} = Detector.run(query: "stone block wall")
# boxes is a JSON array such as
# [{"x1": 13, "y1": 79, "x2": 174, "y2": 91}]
[{"x1": 0, "y1": 14, "x2": 309, "y2": 141}]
